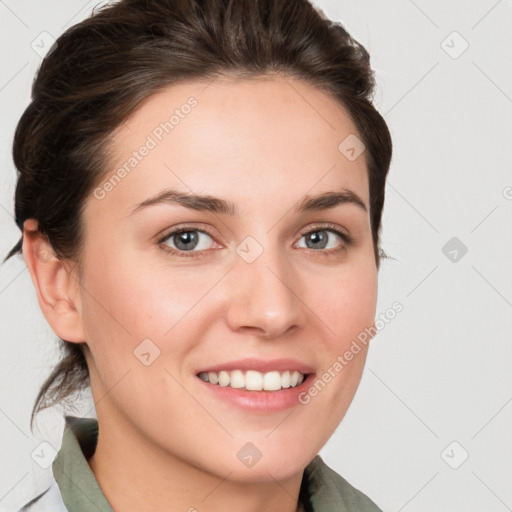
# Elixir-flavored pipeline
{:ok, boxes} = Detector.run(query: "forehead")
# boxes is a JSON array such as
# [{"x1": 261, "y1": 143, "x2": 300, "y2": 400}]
[{"x1": 90, "y1": 75, "x2": 369, "y2": 219}]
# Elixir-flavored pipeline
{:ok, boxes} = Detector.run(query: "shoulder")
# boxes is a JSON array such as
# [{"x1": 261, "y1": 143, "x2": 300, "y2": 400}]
[
  {"x1": 16, "y1": 476, "x2": 67, "y2": 512},
  {"x1": 305, "y1": 455, "x2": 383, "y2": 512}
]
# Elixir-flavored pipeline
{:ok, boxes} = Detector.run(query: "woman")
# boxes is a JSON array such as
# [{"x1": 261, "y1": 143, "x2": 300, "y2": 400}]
[{"x1": 6, "y1": 0, "x2": 392, "y2": 510}]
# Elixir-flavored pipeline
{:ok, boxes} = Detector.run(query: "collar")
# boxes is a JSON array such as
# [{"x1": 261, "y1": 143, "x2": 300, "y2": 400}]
[{"x1": 52, "y1": 416, "x2": 113, "y2": 511}]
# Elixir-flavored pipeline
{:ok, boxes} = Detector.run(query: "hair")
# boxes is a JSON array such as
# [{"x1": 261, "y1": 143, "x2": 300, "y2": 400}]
[{"x1": 3, "y1": 0, "x2": 392, "y2": 431}]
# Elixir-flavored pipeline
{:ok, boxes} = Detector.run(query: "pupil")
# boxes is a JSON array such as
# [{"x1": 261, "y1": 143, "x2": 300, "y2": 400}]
[
  {"x1": 175, "y1": 231, "x2": 198, "y2": 250},
  {"x1": 307, "y1": 231, "x2": 327, "y2": 249}
]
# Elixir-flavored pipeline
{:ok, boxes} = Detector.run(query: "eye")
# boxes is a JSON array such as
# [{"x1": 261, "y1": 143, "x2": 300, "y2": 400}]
[
  {"x1": 295, "y1": 224, "x2": 352, "y2": 253},
  {"x1": 157, "y1": 223, "x2": 352, "y2": 258},
  {"x1": 158, "y1": 226, "x2": 217, "y2": 256}
]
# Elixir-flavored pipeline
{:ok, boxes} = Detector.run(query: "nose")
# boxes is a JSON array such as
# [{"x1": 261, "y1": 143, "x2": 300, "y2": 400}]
[{"x1": 224, "y1": 244, "x2": 305, "y2": 339}]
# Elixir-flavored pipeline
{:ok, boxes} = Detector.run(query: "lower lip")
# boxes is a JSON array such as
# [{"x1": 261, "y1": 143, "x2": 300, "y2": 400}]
[{"x1": 195, "y1": 373, "x2": 315, "y2": 412}]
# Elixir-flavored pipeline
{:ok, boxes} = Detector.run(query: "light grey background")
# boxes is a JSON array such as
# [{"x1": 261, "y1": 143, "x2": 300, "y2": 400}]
[{"x1": 1, "y1": 1, "x2": 511, "y2": 511}]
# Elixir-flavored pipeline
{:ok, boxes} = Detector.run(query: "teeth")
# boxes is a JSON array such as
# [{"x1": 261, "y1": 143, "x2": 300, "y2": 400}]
[
  {"x1": 218, "y1": 370, "x2": 230, "y2": 387},
  {"x1": 230, "y1": 370, "x2": 245, "y2": 388},
  {"x1": 263, "y1": 371, "x2": 281, "y2": 391},
  {"x1": 281, "y1": 370, "x2": 291, "y2": 388},
  {"x1": 198, "y1": 369, "x2": 306, "y2": 391},
  {"x1": 246, "y1": 370, "x2": 263, "y2": 390}
]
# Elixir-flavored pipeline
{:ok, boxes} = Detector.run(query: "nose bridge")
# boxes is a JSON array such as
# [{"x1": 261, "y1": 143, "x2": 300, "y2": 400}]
[{"x1": 225, "y1": 237, "x2": 303, "y2": 337}]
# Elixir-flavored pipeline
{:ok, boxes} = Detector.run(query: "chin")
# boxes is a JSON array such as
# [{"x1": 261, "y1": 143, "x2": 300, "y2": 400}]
[{"x1": 205, "y1": 445, "x2": 316, "y2": 483}]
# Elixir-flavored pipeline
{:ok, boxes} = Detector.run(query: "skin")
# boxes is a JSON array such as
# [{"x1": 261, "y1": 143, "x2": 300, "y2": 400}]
[{"x1": 22, "y1": 74, "x2": 378, "y2": 512}]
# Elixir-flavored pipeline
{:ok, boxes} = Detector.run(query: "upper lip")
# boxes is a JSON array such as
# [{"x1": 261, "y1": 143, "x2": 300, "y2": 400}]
[{"x1": 196, "y1": 358, "x2": 315, "y2": 375}]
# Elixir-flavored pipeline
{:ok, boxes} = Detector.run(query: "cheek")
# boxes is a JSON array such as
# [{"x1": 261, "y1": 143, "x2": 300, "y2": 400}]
[
  {"x1": 304, "y1": 258, "x2": 377, "y2": 403},
  {"x1": 81, "y1": 238, "x2": 177, "y2": 328},
  {"x1": 78, "y1": 248, "x2": 220, "y2": 369},
  {"x1": 77, "y1": 256, "x2": 197, "y2": 422},
  {"x1": 314, "y1": 260, "x2": 378, "y2": 349}
]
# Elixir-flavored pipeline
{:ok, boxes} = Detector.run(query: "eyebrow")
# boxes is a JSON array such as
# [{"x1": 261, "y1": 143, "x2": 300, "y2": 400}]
[{"x1": 129, "y1": 187, "x2": 367, "y2": 216}]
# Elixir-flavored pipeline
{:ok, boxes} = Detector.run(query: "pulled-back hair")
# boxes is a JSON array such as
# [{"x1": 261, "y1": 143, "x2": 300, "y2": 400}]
[{"x1": 4, "y1": 0, "x2": 392, "y2": 430}]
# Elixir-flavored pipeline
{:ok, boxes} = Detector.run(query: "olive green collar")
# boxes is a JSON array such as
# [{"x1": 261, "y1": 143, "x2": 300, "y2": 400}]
[{"x1": 53, "y1": 416, "x2": 113, "y2": 511}]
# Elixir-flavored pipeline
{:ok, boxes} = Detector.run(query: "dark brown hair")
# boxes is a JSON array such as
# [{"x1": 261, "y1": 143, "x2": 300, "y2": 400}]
[{"x1": 3, "y1": 0, "x2": 392, "y2": 430}]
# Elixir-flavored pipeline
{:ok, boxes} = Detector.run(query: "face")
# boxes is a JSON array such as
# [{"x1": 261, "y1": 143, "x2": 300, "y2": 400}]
[{"x1": 77, "y1": 74, "x2": 378, "y2": 481}]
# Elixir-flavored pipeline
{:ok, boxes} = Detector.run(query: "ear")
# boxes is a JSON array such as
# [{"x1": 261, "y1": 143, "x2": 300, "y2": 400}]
[{"x1": 22, "y1": 219, "x2": 85, "y2": 343}]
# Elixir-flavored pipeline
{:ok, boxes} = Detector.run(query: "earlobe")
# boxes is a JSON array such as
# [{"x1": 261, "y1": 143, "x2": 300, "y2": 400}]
[{"x1": 22, "y1": 219, "x2": 85, "y2": 343}]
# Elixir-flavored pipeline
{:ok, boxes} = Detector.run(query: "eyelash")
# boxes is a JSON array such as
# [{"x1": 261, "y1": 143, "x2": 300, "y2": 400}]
[{"x1": 157, "y1": 223, "x2": 353, "y2": 258}]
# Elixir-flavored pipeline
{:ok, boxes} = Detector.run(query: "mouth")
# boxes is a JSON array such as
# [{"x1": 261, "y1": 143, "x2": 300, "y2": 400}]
[
  {"x1": 193, "y1": 357, "x2": 316, "y2": 411},
  {"x1": 196, "y1": 369, "x2": 309, "y2": 391},
  {"x1": 194, "y1": 368, "x2": 316, "y2": 412}
]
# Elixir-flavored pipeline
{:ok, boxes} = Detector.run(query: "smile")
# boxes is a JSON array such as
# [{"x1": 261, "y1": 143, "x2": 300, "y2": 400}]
[{"x1": 198, "y1": 369, "x2": 306, "y2": 391}]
